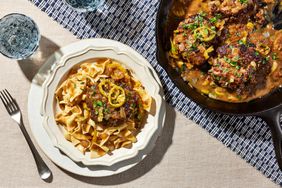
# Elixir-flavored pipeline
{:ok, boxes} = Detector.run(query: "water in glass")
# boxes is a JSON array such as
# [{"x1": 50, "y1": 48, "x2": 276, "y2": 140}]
[
  {"x1": 65, "y1": 0, "x2": 103, "y2": 12},
  {"x1": 0, "y1": 13, "x2": 40, "y2": 60}
]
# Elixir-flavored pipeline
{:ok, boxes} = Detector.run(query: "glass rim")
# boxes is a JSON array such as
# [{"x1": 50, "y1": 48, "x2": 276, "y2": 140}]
[
  {"x1": 0, "y1": 13, "x2": 41, "y2": 60},
  {"x1": 63, "y1": 0, "x2": 103, "y2": 12}
]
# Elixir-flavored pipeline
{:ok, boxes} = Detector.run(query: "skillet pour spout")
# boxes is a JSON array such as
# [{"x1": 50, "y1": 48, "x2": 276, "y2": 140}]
[{"x1": 156, "y1": 0, "x2": 282, "y2": 170}]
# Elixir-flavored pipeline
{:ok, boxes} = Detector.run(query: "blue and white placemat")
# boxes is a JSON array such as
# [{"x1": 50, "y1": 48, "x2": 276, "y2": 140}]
[{"x1": 30, "y1": 0, "x2": 282, "y2": 185}]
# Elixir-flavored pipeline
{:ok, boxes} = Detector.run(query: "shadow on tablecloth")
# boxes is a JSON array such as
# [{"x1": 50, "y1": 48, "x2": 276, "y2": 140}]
[
  {"x1": 17, "y1": 36, "x2": 60, "y2": 82},
  {"x1": 61, "y1": 103, "x2": 176, "y2": 185}
]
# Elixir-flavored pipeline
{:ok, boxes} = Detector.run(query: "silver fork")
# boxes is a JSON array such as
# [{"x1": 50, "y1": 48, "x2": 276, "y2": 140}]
[{"x1": 0, "y1": 89, "x2": 52, "y2": 181}]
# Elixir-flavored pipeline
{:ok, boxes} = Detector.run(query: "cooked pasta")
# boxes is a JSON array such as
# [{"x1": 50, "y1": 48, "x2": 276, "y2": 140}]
[{"x1": 55, "y1": 58, "x2": 152, "y2": 158}]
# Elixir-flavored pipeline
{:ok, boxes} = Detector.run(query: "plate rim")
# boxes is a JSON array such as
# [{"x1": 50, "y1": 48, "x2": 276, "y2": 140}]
[
  {"x1": 27, "y1": 38, "x2": 166, "y2": 177},
  {"x1": 41, "y1": 41, "x2": 164, "y2": 166}
]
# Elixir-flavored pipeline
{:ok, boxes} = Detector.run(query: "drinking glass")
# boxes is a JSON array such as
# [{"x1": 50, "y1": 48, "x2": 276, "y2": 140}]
[
  {"x1": 64, "y1": 0, "x2": 103, "y2": 12},
  {"x1": 0, "y1": 13, "x2": 40, "y2": 60}
]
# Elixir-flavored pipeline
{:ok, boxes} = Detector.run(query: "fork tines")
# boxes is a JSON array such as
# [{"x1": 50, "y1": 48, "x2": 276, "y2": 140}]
[{"x1": 0, "y1": 89, "x2": 19, "y2": 114}]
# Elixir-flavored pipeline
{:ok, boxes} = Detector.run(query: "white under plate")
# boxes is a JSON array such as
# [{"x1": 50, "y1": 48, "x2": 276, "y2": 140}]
[{"x1": 27, "y1": 38, "x2": 166, "y2": 177}]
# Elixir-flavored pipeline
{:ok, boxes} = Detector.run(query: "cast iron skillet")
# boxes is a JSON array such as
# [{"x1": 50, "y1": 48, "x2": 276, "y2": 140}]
[{"x1": 156, "y1": 0, "x2": 282, "y2": 169}]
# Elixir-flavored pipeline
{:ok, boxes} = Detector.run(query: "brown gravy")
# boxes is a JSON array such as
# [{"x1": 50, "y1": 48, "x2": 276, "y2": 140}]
[{"x1": 169, "y1": 0, "x2": 282, "y2": 103}]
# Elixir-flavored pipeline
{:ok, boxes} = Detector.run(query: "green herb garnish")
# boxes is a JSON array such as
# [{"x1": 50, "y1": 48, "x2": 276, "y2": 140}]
[
  {"x1": 224, "y1": 56, "x2": 240, "y2": 69},
  {"x1": 209, "y1": 13, "x2": 222, "y2": 23},
  {"x1": 209, "y1": 17, "x2": 217, "y2": 23},
  {"x1": 272, "y1": 53, "x2": 278, "y2": 60},
  {"x1": 104, "y1": 108, "x2": 109, "y2": 113},
  {"x1": 190, "y1": 43, "x2": 197, "y2": 51},
  {"x1": 181, "y1": 64, "x2": 186, "y2": 72},
  {"x1": 95, "y1": 109, "x2": 99, "y2": 115},
  {"x1": 183, "y1": 23, "x2": 198, "y2": 30},
  {"x1": 235, "y1": 72, "x2": 242, "y2": 77},
  {"x1": 238, "y1": 40, "x2": 244, "y2": 45},
  {"x1": 96, "y1": 100, "x2": 103, "y2": 107},
  {"x1": 239, "y1": 0, "x2": 248, "y2": 4},
  {"x1": 236, "y1": 95, "x2": 242, "y2": 100},
  {"x1": 215, "y1": 13, "x2": 222, "y2": 19},
  {"x1": 199, "y1": 11, "x2": 207, "y2": 17},
  {"x1": 195, "y1": 14, "x2": 204, "y2": 25},
  {"x1": 233, "y1": 56, "x2": 240, "y2": 61},
  {"x1": 262, "y1": 58, "x2": 269, "y2": 64},
  {"x1": 223, "y1": 68, "x2": 229, "y2": 73},
  {"x1": 182, "y1": 24, "x2": 190, "y2": 29},
  {"x1": 131, "y1": 103, "x2": 136, "y2": 108}
]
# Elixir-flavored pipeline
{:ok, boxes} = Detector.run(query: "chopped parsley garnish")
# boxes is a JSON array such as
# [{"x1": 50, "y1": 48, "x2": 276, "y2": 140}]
[
  {"x1": 233, "y1": 56, "x2": 240, "y2": 61},
  {"x1": 190, "y1": 43, "x2": 197, "y2": 51},
  {"x1": 182, "y1": 24, "x2": 189, "y2": 29},
  {"x1": 130, "y1": 103, "x2": 136, "y2": 108},
  {"x1": 230, "y1": 61, "x2": 239, "y2": 69},
  {"x1": 224, "y1": 56, "x2": 230, "y2": 62},
  {"x1": 209, "y1": 13, "x2": 222, "y2": 23},
  {"x1": 215, "y1": 13, "x2": 222, "y2": 19},
  {"x1": 235, "y1": 72, "x2": 242, "y2": 77},
  {"x1": 239, "y1": 0, "x2": 248, "y2": 4},
  {"x1": 104, "y1": 108, "x2": 109, "y2": 113},
  {"x1": 262, "y1": 58, "x2": 269, "y2": 64},
  {"x1": 224, "y1": 57, "x2": 240, "y2": 69},
  {"x1": 238, "y1": 40, "x2": 244, "y2": 45},
  {"x1": 181, "y1": 63, "x2": 186, "y2": 72},
  {"x1": 137, "y1": 114, "x2": 142, "y2": 120},
  {"x1": 254, "y1": 51, "x2": 259, "y2": 56},
  {"x1": 93, "y1": 100, "x2": 103, "y2": 108},
  {"x1": 96, "y1": 100, "x2": 103, "y2": 107},
  {"x1": 236, "y1": 95, "x2": 242, "y2": 100},
  {"x1": 272, "y1": 53, "x2": 278, "y2": 60},
  {"x1": 195, "y1": 14, "x2": 204, "y2": 25},
  {"x1": 183, "y1": 23, "x2": 198, "y2": 30},
  {"x1": 95, "y1": 109, "x2": 99, "y2": 115},
  {"x1": 209, "y1": 17, "x2": 217, "y2": 23},
  {"x1": 199, "y1": 11, "x2": 207, "y2": 17},
  {"x1": 223, "y1": 68, "x2": 229, "y2": 73},
  {"x1": 189, "y1": 23, "x2": 199, "y2": 30}
]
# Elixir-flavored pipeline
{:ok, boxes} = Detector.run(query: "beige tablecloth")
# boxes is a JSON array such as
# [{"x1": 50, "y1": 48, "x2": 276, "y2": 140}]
[{"x1": 0, "y1": 1, "x2": 279, "y2": 187}]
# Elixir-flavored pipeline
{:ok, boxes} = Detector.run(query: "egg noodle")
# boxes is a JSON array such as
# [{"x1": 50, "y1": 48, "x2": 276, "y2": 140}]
[{"x1": 55, "y1": 59, "x2": 152, "y2": 158}]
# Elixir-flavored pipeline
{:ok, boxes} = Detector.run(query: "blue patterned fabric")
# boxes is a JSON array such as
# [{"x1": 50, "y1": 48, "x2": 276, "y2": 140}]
[{"x1": 30, "y1": 0, "x2": 282, "y2": 185}]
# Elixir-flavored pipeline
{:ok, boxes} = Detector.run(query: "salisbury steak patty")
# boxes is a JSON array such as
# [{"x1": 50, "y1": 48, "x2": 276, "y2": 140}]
[
  {"x1": 85, "y1": 82, "x2": 144, "y2": 127},
  {"x1": 209, "y1": 0, "x2": 255, "y2": 20},
  {"x1": 209, "y1": 43, "x2": 271, "y2": 95},
  {"x1": 171, "y1": 12, "x2": 221, "y2": 66}
]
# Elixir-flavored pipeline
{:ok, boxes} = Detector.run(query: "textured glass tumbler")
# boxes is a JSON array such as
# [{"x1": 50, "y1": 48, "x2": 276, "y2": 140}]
[
  {"x1": 64, "y1": 0, "x2": 103, "y2": 12},
  {"x1": 0, "y1": 13, "x2": 40, "y2": 60}
]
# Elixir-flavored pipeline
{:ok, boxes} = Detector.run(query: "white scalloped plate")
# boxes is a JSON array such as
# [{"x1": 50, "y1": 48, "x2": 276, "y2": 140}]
[
  {"x1": 41, "y1": 39, "x2": 164, "y2": 166},
  {"x1": 28, "y1": 38, "x2": 166, "y2": 177}
]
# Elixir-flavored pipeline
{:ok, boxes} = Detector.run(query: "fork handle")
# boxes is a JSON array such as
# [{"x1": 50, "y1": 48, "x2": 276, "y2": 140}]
[{"x1": 18, "y1": 120, "x2": 52, "y2": 180}]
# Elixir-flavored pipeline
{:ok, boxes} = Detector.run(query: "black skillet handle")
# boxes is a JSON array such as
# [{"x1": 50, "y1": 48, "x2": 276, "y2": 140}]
[{"x1": 259, "y1": 107, "x2": 282, "y2": 170}]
